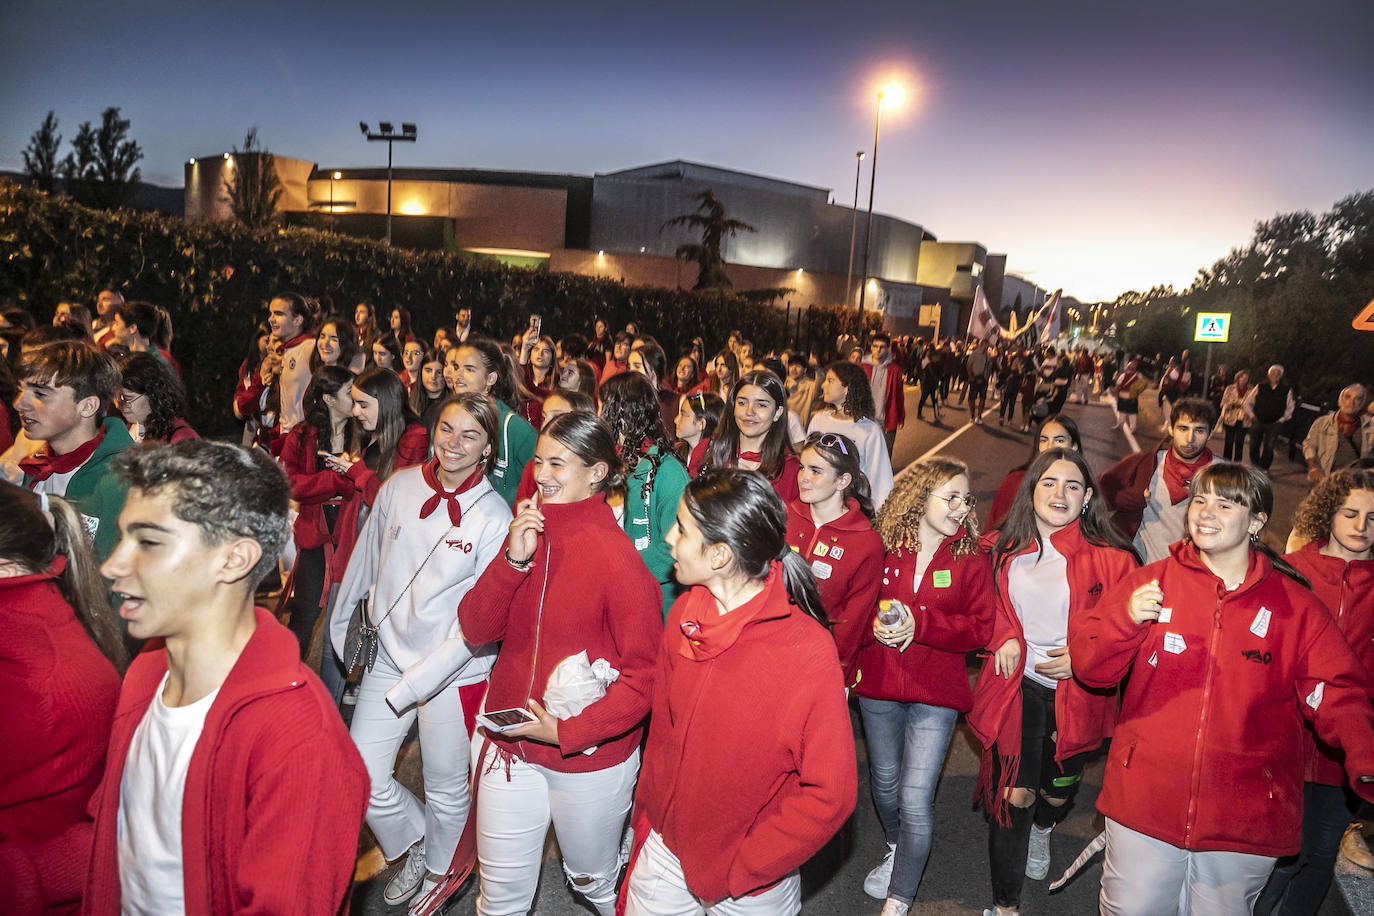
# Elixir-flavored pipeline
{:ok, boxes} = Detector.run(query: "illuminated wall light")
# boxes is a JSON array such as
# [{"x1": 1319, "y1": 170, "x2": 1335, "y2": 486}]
[
  {"x1": 597, "y1": 250, "x2": 605, "y2": 257},
  {"x1": 332, "y1": 171, "x2": 342, "y2": 180},
  {"x1": 223, "y1": 152, "x2": 231, "y2": 160},
  {"x1": 188, "y1": 157, "x2": 196, "y2": 165},
  {"x1": 398, "y1": 200, "x2": 428, "y2": 215}
]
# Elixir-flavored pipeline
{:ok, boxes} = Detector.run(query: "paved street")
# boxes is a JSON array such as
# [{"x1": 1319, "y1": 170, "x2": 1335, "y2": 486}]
[{"x1": 345, "y1": 383, "x2": 1363, "y2": 916}]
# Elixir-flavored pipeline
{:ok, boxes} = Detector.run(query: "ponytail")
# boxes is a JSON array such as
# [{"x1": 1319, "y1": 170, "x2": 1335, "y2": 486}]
[
  {"x1": 779, "y1": 546, "x2": 828, "y2": 627},
  {"x1": 47, "y1": 495, "x2": 128, "y2": 672},
  {"x1": 1256, "y1": 538, "x2": 1311, "y2": 590}
]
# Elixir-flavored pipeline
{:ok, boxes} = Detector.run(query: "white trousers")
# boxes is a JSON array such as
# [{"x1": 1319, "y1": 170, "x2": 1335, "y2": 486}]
[
  {"x1": 1099, "y1": 818, "x2": 1275, "y2": 916},
  {"x1": 350, "y1": 650, "x2": 471, "y2": 874},
  {"x1": 473, "y1": 743, "x2": 638, "y2": 916},
  {"x1": 624, "y1": 829, "x2": 801, "y2": 916}
]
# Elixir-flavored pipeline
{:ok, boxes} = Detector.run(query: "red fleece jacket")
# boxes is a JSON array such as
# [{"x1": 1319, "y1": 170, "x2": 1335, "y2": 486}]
[
  {"x1": 458, "y1": 496, "x2": 663, "y2": 771},
  {"x1": 1285, "y1": 542, "x2": 1374, "y2": 786},
  {"x1": 785, "y1": 498, "x2": 884, "y2": 682},
  {"x1": 80, "y1": 609, "x2": 369, "y2": 914},
  {"x1": 1072, "y1": 542, "x2": 1374, "y2": 856},
  {"x1": 853, "y1": 532, "x2": 995, "y2": 712},
  {"x1": 635, "y1": 566, "x2": 857, "y2": 903},
  {"x1": 278, "y1": 423, "x2": 354, "y2": 550},
  {"x1": 0, "y1": 569, "x2": 120, "y2": 916}
]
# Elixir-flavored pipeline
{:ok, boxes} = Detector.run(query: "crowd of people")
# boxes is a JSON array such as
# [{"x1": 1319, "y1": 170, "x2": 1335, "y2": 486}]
[{"x1": 2, "y1": 288, "x2": 1373, "y2": 916}]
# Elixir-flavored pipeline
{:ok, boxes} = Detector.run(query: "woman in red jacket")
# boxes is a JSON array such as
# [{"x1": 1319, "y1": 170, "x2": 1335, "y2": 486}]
[
  {"x1": 702, "y1": 369, "x2": 800, "y2": 504},
  {"x1": 456, "y1": 411, "x2": 662, "y2": 916},
  {"x1": 1258, "y1": 468, "x2": 1374, "y2": 915},
  {"x1": 1073, "y1": 463, "x2": 1374, "y2": 916},
  {"x1": 967, "y1": 448, "x2": 1139, "y2": 916},
  {"x1": 785, "y1": 431, "x2": 884, "y2": 683},
  {"x1": 852, "y1": 456, "x2": 995, "y2": 916},
  {"x1": 673, "y1": 391, "x2": 723, "y2": 478},
  {"x1": 0, "y1": 483, "x2": 124, "y2": 915},
  {"x1": 624, "y1": 468, "x2": 857, "y2": 915},
  {"x1": 984, "y1": 415, "x2": 1081, "y2": 530}
]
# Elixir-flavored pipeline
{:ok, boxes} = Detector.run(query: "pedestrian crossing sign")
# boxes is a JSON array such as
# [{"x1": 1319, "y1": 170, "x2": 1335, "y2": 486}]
[{"x1": 1194, "y1": 312, "x2": 1230, "y2": 342}]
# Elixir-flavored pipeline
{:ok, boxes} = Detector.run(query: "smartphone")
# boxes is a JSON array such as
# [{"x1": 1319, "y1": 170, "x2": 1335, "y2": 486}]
[
  {"x1": 529, "y1": 314, "x2": 541, "y2": 335},
  {"x1": 476, "y1": 707, "x2": 538, "y2": 732}
]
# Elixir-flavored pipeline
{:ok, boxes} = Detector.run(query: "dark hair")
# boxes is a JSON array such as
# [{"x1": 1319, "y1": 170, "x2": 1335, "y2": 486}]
[
  {"x1": 239, "y1": 322, "x2": 271, "y2": 385},
  {"x1": 351, "y1": 367, "x2": 421, "y2": 482},
  {"x1": 1187, "y1": 463, "x2": 1309, "y2": 587},
  {"x1": 272, "y1": 291, "x2": 320, "y2": 332},
  {"x1": 559, "y1": 359, "x2": 599, "y2": 398},
  {"x1": 2, "y1": 307, "x2": 36, "y2": 332},
  {"x1": 706, "y1": 369, "x2": 792, "y2": 481},
  {"x1": 456, "y1": 336, "x2": 520, "y2": 407},
  {"x1": 498, "y1": 343, "x2": 539, "y2": 409},
  {"x1": 1020, "y1": 414, "x2": 1083, "y2": 470},
  {"x1": 680, "y1": 390, "x2": 724, "y2": 439},
  {"x1": 711, "y1": 349, "x2": 740, "y2": 396},
  {"x1": 543, "y1": 388, "x2": 596, "y2": 415},
  {"x1": 671, "y1": 355, "x2": 700, "y2": 392},
  {"x1": 371, "y1": 332, "x2": 404, "y2": 370},
  {"x1": 824, "y1": 360, "x2": 876, "y2": 421},
  {"x1": 23, "y1": 322, "x2": 88, "y2": 347},
  {"x1": 311, "y1": 314, "x2": 361, "y2": 373},
  {"x1": 116, "y1": 351, "x2": 186, "y2": 442},
  {"x1": 434, "y1": 393, "x2": 501, "y2": 475},
  {"x1": 389, "y1": 306, "x2": 413, "y2": 340},
  {"x1": 600, "y1": 372, "x2": 675, "y2": 502},
  {"x1": 992, "y1": 448, "x2": 1139, "y2": 582},
  {"x1": 19, "y1": 340, "x2": 119, "y2": 407},
  {"x1": 1172, "y1": 396, "x2": 1219, "y2": 430},
  {"x1": 529, "y1": 335, "x2": 559, "y2": 389},
  {"x1": 302, "y1": 364, "x2": 355, "y2": 461},
  {"x1": 0, "y1": 482, "x2": 127, "y2": 673},
  {"x1": 631, "y1": 342, "x2": 667, "y2": 387},
  {"x1": 870, "y1": 332, "x2": 891, "y2": 346},
  {"x1": 408, "y1": 348, "x2": 448, "y2": 418},
  {"x1": 799, "y1": 431, "x2": 875, "y2": 518},
  {"x1": 560, "y1": 333, "x2": 590, "y2": 360},
  {"x1": 542, "y1": 411, "x2": 624, "y2": 496},
  {"x1": 684, "y1": 469, "x2": 826, "y2": 625},
  {"x1": 113, "y1": 440, "x2": 291, "y2": 588}
]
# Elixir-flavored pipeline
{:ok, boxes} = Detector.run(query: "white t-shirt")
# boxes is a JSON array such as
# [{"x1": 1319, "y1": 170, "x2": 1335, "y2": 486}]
[
  {"x1": 1008, "y1": 537, "x2": 1071, "y2": 690},
  {"x1": 117, "y1": 673, "x2": 221, "y2": 915}
]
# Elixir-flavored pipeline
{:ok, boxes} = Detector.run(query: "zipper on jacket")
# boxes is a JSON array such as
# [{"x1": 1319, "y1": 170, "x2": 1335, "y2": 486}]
[{"x1": 1184, "y1": 591, "x2": 1224, "y2": 846}]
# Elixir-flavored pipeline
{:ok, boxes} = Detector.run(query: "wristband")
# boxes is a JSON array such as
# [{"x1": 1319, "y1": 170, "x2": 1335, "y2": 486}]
[{"x1": 505, "y1": 548, "x2": 534, "y2": 571}]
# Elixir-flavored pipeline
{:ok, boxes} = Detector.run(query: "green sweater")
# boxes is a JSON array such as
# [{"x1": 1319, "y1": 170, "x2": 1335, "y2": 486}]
[
  {"x1": 25, "y1": 416, "x2": 133, "y2": 563},
  {"x1": 623, "y1": 446, "x2": 689, "y2": 619},
  {"x1": 489, "y1": 399, "x2": 538, "y2": 509}
]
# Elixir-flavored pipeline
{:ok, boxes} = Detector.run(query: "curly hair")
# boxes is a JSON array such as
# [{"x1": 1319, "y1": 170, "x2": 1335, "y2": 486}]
[
  {"x1": 875, "y1": 457, "x2": 980, "y2": 556},
  {"x1": 117, "y1": 351, "x2": 186, "y2": 442},
  {"x1": 1291, "y1": 468, "x2": 1374, "y2": 544},
  {"x1": 599, "y1": 371, "x2": 675, "y2": 502},
  {"x1": 824, "y1": 360, "x2": 876, "y2": 421}
]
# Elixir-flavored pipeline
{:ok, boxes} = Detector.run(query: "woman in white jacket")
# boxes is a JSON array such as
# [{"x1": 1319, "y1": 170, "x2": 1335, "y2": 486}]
[{"x1": 331, "y1": 393, "x2": 512, "y2": 912}]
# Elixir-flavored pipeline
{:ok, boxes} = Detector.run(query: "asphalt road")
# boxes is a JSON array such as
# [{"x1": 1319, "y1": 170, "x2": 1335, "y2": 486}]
[{"x1": 345, "y1": 384, "x2": 1362, "y2": 915}]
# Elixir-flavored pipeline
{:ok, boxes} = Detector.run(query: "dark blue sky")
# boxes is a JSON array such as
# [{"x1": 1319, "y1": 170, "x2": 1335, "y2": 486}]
[{"x1": 4, "y1": 0, "x2": 1371, "y2": 300}]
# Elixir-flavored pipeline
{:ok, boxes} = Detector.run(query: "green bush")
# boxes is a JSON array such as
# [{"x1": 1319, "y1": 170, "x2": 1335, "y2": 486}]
[{"x1": 1, "y1": 182, "x2": 873, "y2": 434}]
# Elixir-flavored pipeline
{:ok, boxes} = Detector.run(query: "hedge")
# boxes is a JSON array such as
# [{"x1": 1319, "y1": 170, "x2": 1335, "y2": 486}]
[{"x1": 1, "y1": 182, "x2": 875, "y2": 435}]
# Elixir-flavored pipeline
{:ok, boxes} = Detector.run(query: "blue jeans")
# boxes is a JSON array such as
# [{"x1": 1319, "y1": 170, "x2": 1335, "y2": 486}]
[{"x1": 859, "y1": 697, "x2": 959, "y2": 904}]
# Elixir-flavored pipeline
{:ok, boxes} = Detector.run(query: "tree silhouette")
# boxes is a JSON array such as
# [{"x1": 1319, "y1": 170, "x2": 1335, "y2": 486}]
[
  {"x1": 223, "y1": 127, "x2": 283, "y2": 229},
  {"x1": 663, "y1": 190, "x2": 755, "y2": 291},
  {"x1": 60, "y1": 107, "x2": 143, "y2": 209},
  {"x1": 23, "y1": 111, "x2": 62, "y2": 192}
]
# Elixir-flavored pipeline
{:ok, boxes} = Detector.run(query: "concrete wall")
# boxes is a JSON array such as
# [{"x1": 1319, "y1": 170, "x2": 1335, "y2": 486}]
[{"x1": 184, "y1": 154, "x2": 313, "y2": 222}]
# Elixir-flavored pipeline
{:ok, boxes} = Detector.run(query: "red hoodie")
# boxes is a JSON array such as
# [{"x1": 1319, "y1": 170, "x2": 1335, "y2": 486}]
[
  {"x1": 853, "y1": 532, "x2": 995, "y2": 711},
  {"x1": 80, "y1": 609, "x2": 369, "y2": 914},
  {"x1": 458, "y1": 496, "x2": 663, "y2": 772},
  {"x1": 1285, "y1": 542, "x2": 1374, "y2": 786},
  {"x1": 966, "y1": 520, "x2": 1138, "y2": 818},
  {"x1": 1072, "y1": 542, "x2": 1374, "y2": 856},
  {"x1": 784, "y1": 497, "x2": 884, "y2": 682},
  {"x1": 635, "y1": 566, "x2": 856, "y2": 903}
]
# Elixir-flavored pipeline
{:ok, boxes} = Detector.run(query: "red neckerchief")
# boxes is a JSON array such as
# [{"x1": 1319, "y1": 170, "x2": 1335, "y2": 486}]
[
  {"x1": 279, "y1": 332, "x2": 313, "y2": 350},
  {"x1": 1337, "y1": 413, "x2": 1360, "y2": 438},
  {"x1": 419, "y1": 461, "x2": 485, "y2": 526},
  {"x1": 20, "y1": 426, "x2": 107, "y2": 483},
  {"x1": 1162, "y1": 446, "x2": 1213, "y2": 504},
  {"x1": 677, "y1": 563, "x2": 782, "y2": 661},
  {"x1": 738, "y1": 450, "x2": 762, "y2": 463},
  {"x1": 687, "y1": 438, "x2": 710, "y2": 476}
]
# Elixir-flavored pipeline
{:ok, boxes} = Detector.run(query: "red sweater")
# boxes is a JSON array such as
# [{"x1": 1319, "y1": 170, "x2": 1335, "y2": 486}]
[
  {"x1": 636, "y1": 567, "x2": 857, "y2": 903},
  {"x1": 785, "y1": 498, "x2": 884, "y2": 682},
  {"x1": 80, "y1": 609, "x2": 369, "y2": 914},
  {"x1": 1285, "y1": 542, "x2": 1374, "y2": 785},
  {"x1": 853, "y1": 532, "x2": 995, "y2": 711},
  {"x1": 328, "y1": 422, "x2": 429, "y2": 584},
  {"x1": 278, "y1": 423, "x2": 354, "y2": 551},
  {"x1": 967, "y1": 521, "x2": 1138, "y2": 815},
  {"x1": 0, "y1": 568, "x2": 121, "y2": 916},
  {"x1": 458, "y1": 496, "x2": 663, "y2": 772},
  {"x1": 1072, "y1": 543, "x2": 1374, "y2": 856}
]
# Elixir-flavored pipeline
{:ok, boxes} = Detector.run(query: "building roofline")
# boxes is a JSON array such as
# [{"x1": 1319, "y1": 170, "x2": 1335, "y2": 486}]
[{"x1": 595, "y1": 159, "x2": 830, "y2": 195}]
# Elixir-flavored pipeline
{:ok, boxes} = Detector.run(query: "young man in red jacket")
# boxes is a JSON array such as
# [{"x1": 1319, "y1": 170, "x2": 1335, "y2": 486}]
[
  {"x1": 1098, "y1": 397, "x2": 1220, "y2": 565},
  {"x1": 80, "y1": 440, "x2": 368, "y2": 914},
  {"x1": 864, "y1": 333, "x2": 906, "y2": 457}
]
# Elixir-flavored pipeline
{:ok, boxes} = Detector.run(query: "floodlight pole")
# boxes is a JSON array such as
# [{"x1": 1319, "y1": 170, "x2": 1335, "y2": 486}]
[
  {"x1": 360, "y1": 121, "x2": 417, "y2": 245},
  {"x1": 857, "y1": 92, "x2": 886, "y2": 332},
  {"x1": 846, "y1": 150, "x2": 865, "y2": 308}
]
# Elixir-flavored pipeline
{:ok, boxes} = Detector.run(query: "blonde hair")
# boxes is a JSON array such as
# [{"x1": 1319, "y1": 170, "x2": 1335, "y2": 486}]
[{"x1": 875, "y1": 457, "x2": 980, "y2": 556}]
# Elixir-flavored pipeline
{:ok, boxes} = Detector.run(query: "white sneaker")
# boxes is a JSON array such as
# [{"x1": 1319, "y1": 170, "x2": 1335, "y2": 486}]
[
  {"x1": 1026, "y1": 823, "x2": 1052, "y2": 880},
  {"x1": 863, "y1": 843, "x2": 897, "y2": 898},
  {"x1": 408, "y1": 875, "x2": 440, "y2": 916},
  {"x1": 881, "y1": 899, "x2": 909, "y2": 916},
  {"x1": 384, "y1": 838, "x2": 427, "y2": 906}
]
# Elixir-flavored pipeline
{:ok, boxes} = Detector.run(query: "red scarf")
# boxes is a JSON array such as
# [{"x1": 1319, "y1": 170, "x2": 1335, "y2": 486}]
[
  {"x1": 686, "y1": 438, "x2": 710, "y2": 477},
  {"x1": 738, "y1": 450, "x2": 762, "y2": 463},
  {"x1": 1337, "y1": 413, "x2": 1361, "y2": 438},
  {"x1": 20, "y1": 426, "x2": 107, "y2": 483},
  {"x1": 676, "y1": 564, "x2": 781, "y2": 661},
  {"x1": 419, "y1": 461, "x2": 485, "y2": 526},
  {"x1": 1162, "y1": 446, "x2": 1213, "y2": 504},
  {"x1": 278, "y1": 331, "x2": 313, "y2": 351}
]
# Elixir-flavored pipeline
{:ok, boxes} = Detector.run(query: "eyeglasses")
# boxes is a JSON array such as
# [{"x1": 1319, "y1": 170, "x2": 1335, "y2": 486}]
[
  {"x1": 817, "y1": 433, "x2": 850, "y2": 456},
  {"x1": 115, "y1": 390, "x2": 144, "y2": 408},
  {"x1": 935, "y1": 492, "x2": 976, "y2": 510}
]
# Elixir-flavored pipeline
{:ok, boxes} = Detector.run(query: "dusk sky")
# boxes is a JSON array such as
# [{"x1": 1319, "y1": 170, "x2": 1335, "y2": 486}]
[{"x1": 3, "y1": 0, "x2": 1370, "y2": 302}]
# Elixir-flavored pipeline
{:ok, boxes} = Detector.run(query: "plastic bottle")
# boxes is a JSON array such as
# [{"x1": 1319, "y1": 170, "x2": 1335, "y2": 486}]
[{"x1": 877, "y1": 599, "x2": 908, "y2": 627}]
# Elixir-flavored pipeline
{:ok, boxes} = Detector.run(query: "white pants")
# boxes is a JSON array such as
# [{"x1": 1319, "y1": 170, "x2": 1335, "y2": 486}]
[
  {"x1": 1099, "y1": 818, "x2": 1275, "y2": 916},
  {"x1": 625, "y1": 829, "x2": 801, "y2": 916},
  {"x1": 473, "y1": 743, "x2": 638, "y2": 916},
  {"x1": 350, "y1": 650, "x2": 472, "y2": 874}
]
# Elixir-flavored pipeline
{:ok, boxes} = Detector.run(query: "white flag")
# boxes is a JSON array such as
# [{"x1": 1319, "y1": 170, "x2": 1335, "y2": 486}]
[
  {"x1": 1035, "y1": 289, "x2": 1063, "y2": 345},
  {"x1": 966, "y1": 286, "x2": 1003, "y2": 340}
]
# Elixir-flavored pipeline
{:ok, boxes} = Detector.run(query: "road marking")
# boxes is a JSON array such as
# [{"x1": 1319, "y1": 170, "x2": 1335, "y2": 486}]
[
  {"x1": 899, "y1": 405, "x2": 1001, "y2": 478},
  {"x1": 1122, "y1": 423, "x2": 1141, "y2": 453}
]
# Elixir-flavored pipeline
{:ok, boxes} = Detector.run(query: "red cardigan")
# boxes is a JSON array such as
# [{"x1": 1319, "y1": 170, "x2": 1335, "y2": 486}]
[
  {"x1": 966, "y1": 521, "x2": 1138, "y2": 817},
  {"x1": 785, "y1": 498, "x2": 885, "y2": 683},
  {"x1": 80, "y1": 609, "x2": 369, "y2": 914},
  {"x1": 458, "y1": 496, "x2": 663, "y2": 772},
  {"x1": 1073, "y1": 543, "x2": 1374, "y2": 856},
  {"x1": 635, "y1": 566, "x2": 856, "y2": 903},
  {"x1": 278, "y1": 423, "x2": 354, "y2": 551},
  {"x1": 853, "y1": 532, "x2": 995, "y2": 711},
  {"x1": 0, "y1": 568, "x2": 121, "y2": 916},
  {"x1": 1285, "y1": 542, "x2": 1374, "y2": 785},
  {"x1": 862, "y1": 360, "x2": 906, "y2": 432}
]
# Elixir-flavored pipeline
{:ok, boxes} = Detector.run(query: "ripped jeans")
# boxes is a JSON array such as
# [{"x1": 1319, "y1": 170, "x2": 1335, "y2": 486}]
[{"x1": 473, "y1": 744, "x2": 638, "y2": 916}]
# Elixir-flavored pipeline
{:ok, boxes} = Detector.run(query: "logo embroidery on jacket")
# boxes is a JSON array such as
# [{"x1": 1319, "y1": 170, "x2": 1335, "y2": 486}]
[
  {"x1": 1088, "y1": 582, "x2": 1103, "y2": 596},
  {"x1": 446, "y1": 538, "x2": 473, "y2": 553},
  {"x1": 1241, "y1": 650, "x2": 1273, "y2": 665}
]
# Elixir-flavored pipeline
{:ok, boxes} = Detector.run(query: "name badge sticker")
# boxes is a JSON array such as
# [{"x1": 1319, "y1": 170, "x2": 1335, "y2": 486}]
[
  {"x1": 1157, "y1": 607, "x2": 1173, "y2": 624},
  {"x1": 932, "y1": 569, "x2": 952, "y2": 588},
  {"x1": 811, "y1": 559, "x2": 834, "y2": 580},
  {"x1": 1163, "y1": 632, "x2": 1187, "y2": 655},
  {"x1": 1250, "y1": 607, "x2": 1271, "y2": 639},
  {"x1": 634, "y1": 536, "x2": 650, "y2": 551}
]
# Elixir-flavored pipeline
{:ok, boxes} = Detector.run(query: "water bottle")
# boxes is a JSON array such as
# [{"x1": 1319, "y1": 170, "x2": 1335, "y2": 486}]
[{"x1": 877, "y1": 599, "x2": 907, "y2": 628}]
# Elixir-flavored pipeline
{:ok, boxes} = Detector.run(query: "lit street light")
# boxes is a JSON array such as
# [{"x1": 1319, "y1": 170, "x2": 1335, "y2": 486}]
[
  {"x1": 857, "y1": 83, "x2": 905, "y2": 330},
  {"x1": 845, "y1": 150, "x2": 866, "y2": 308},
  {"x1": 359, "y1": 121, "x2": 417, "y2": 245}
]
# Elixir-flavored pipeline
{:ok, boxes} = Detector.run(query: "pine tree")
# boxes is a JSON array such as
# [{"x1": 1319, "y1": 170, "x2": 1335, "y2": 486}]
[
  {"x1": 223, "y1": 127, "x2": 283, "y2": 229},
  {"x1": 22, "y1": 111, "x2": 62, "y2": 192},
  {"x1": 60, "y1": 107, "x2": 143, "y2": 209}
]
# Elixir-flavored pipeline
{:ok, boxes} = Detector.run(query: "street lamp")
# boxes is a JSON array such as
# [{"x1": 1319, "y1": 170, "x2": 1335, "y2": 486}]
[
  {"x1": 845, "y1": 150, "x2": 866, "y2": 308},
  {"x1": 857, "y1": 84, "x2": 904, "y2": 331},
  {"x1": 359, "y1": 121, "x2": 418, "y2": 245}
]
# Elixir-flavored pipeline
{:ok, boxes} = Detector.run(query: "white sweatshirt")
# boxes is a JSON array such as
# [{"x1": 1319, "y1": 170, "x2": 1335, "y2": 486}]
[
  {"x1": 330, "y1": 465, "x2": 510, "y2": 710},
  {"x1": 806, "y1": 411, "x2": 895, "y2": 512}
]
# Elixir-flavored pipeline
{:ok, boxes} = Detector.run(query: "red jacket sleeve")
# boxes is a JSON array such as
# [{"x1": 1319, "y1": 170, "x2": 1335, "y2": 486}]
[
  {"x1": 826, "y1": 549, "x2": 883, "y2": 678},
  {"x1": 234, "y1": 376, "x2": 266, "y2": 422},
  {"x1": 1292, "y1": 600, "x2": 1374, "y2": 801},
  {"x1": 1070, "y1": 567, "x2": 1154, "y2": 688},
  {"x1": 888, "y1": 372, "x2": 905, "y2": 428},
  {"x1": 279, "y1": 428, "x2": 353, "y2": 505},
  {"x1": 457, "y1": 540, "x2": 524, "y2": 645},
  {"x1": 912, "y1": 553, "x2": 996, "y2": 652},
  {"x1": 395, "y1": 424, "x2": 430, "y2": 472}
]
